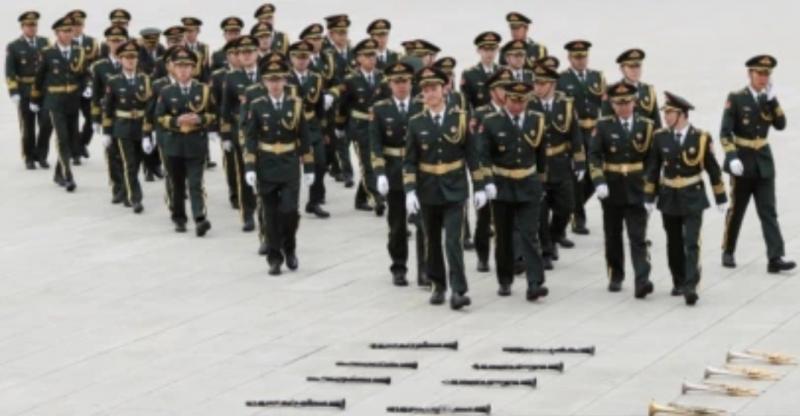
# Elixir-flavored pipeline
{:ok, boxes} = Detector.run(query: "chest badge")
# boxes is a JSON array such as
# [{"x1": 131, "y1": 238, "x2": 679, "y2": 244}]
[
  {"x1": 689, "y1": 147, "x2": 696, "y2": 154},
  {"x1": 743, "y1": 119, "x2": 750, "y2": 125},
  {"x1": 610, "y1": 145, "x2": 617, "y2": 153}
]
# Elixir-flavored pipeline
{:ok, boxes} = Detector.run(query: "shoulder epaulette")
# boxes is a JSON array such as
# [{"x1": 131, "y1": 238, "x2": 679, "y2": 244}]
[
  {"x1": 373, "y1": 98, "x2": 392, "y2": 107},
  {"x1": 409, "y1": 112, "x2": 425, "y2": 121},
  {"x1": 636, "y1": 115, "x2": 654, "y2": 124},
  {"x1": 245, "y1": 83, "x2": 262, "y2": 91},
  {"x1": 598, "y1": 115, "x2": 615, "y2": 122}
]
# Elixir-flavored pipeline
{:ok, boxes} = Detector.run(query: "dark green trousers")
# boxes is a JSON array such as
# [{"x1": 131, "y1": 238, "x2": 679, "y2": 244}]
[
  {"x1": 602, "y1": 202, "x2": 651, "y2": 285},
  {"x1": 662, "y1": 212, "x2": 702, "y2": 291},
  {"x1": 722, "y1": 176, "x2": 785, "y2": 259},
  {"x1": 165, "y1": 156, "x2": 206, "y2": 223},
  {"x1": 49, "y1": 110, "x2": 78, "y2": 182},
  {"x1": 421, "y1": 201, "x2": 467, "y2": 294},
  {"x1": 540, "y1": 179, "x2": 575, "y2": 257},
  {"x1": 493, "y1": 196, "x2": 545, "y2": 289},
  {"x1": 116, "y1": 138, "x2": 143, "y2": 204}
]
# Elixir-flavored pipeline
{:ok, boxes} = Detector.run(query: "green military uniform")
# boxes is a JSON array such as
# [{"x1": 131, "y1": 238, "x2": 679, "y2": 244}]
[
  {"x1": 210, "y1": 41, "x2": 239, "y2": 211},
  {"x1": 460, "y1": 32, "x2": 503, "y2": 111},
  {"x1": 323, "y1": 14, "x2": 356, "y2": 186},
  {"x1": 369, "y1": 63, "x2": 425, "y2": 285},
  {"x1": 137, "y1": 28, "x2": 165, "y2": 77},
  {"x1": 403, "y1": 67, "x2": 484, "y2": 309},
  {"x1": 253, "y1": 4, "x2": 289, "y2": 56},
  {"x1": 98, "y1": 9, "x2": 131, "y2": 59},
  {"x1": 366, "y1": 19, "x2": 399, "y2": 71},
  {"x1": 589, "y1": 82, "x2": 655, "y2": 297},
  {"x1": 32, "y1": 16, "x2": 89, "y2": 192},
  {"x1": 154, "y1": 47, "x2": 216, "y2": 235},
  {"x1": 529, "y1": 64, "x2": 586, "y2": 267},
  {"x1": 101, "y1": 41, "x2": 153, "y2": 212},
  {"x1": 6, "y1": 11, "x2": 52, "y2": 168},
  {"x1": 243, "y1": 60, "x2": 314, "y2": 274},
  {"x1": 557, "y1": 40, "x2": 607, "y2": 234},
  {"x1": 719, "y1": 55, "x2": 794, "y2": 273},
  {"x1": 479, "y1": 81, "x2": 549, "y2": 300},
  {"x1": 500, "y1": 40, "x2": 535, "y2": 83},
  {"x1": 151, "y1": 26, "x2": 184, "y2": 79},
  {"x1": 211, "y1": 17, "x2": 244, "y2": 72},
  {"x1": 499, "y1": 12, "x2": 548, "y2": 66},
  {"x1": 68, "y1": 10, "x2": 100, "y2": 159},
  {"x1": 645, "y1": 92, "x2": 727, "y2": 305},
  {"x1": 148, "y1": 73, "x2": 175, "y2": 212},
  {"x1": 602, "y1": 49, "x2": 662, "y2": 129}
]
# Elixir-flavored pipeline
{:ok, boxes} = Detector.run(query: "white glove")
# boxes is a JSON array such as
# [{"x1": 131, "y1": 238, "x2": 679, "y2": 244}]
[
  {"x1": 222, "y1": 140, "x2": 233, "y2": 152},
  {"x1": 595, "y1": 183, "x2": 609, "y2": 200},
  {"x1": 766, "y1": 83, "x2": 777, "y2": 101},
  {"x1": 82, "y1": 86, "x2": 92, "y2": 98},
  {"x1": 645, "y1": 202, "x2": 655, "y2": 214},
  {"x1": 245, "y1": 171, "x2": 257, "y2": 188},
  {"x1": 303, "y1": 172, "x2": 315, "y2": 187},
  {"x1": 729, "y1": 158, "x2": 744, "y2": 176},
  {"x1": 101, "y1": 135, "x2": 112, "y2": 148},
  {"x1": 377, "y1": 175, "x2": 389, "y2": 196},
  {"x1": 576, "y1": 170, "x2": 585, "y2": 182},
  {"x1": 208, "y1": 132, "x2": 220, "y2": 142},
  {"x1": 29, "y1": 103, "x2": 40, "y2": 113},
  {"x1": 142, "y1": 136, "x2": 154, "y2": 154},
  {"x1": 93, "y1": 123, "x2": 101, "y2": 133},
  {"x1": 717, "y1": 202, "x2": 728, "y2": 213},
  {"x1": 405, "y1": 191, "x2": 420, "y2": 215},
  {"x1": 334, "y1": 129, "x2": 345, "y2": 139},
  {"x1": 10, "y1": 94, "x2": 20, "y2": 105},
  {"x1": 484, "y1": 183, "x2": 497, "y2": 200},
  {"x1": 323, "y1": 94, "x2": 334, "y2": 111},
  {"x1": 474, "y1": 190, "x2": 488, "y2": 209}
]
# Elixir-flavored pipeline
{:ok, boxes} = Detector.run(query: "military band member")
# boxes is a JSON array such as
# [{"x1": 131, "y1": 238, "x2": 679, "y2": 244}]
[
  {"x1": 101, "y1": 41, "x2": 153, "y2": 214},
  {"x1": 603, "y1": 48, "x2": 661, "y2": 128},
  {"x1": 152, "y1": 26, "x2": 186, "y2": 80},
  {"x1": 367, "y1": 19, "x2": 398, "y2": 71},
  {"x1": 529, "y1": 63, "x2": 585, "y2": 270},
  {"x1": 68, "y1": 10, "x2": 100, "y2": 162},
  {"x1": 148, "y1": 46, "x2": 179, "y2": 215},
  {"x1": 212, "y1": 39, "x2": 242, "y2": 212},
  {"x1": 31, "y1": 16, "x2": 89, "y2": 192},
  {"x1": 557, "y1": 40, "x2": 606, "y2": 235},
  {"x1": 243, "y1": 60, "x2": 315, "y2": 275},
  {"x1": 479, "y1": 81, "x2": 549, "y2": 300},
  {"x1": 460, "y1": 31, "x2": 502, "y2": 111},
  {"x1": 644, "y1": 92, "x2": 727, "y2": 306},
  {"x1": 501, "y1": 40, "x2": 534, "y2": 83},
  {"x1": 211, "y1": 17, "x2": 244, "y2": 72},
  {"x1": 324, "y1": 14, "x2": 355, "y2": 188},
  {"x1": 99, "y1": 9, "x2": 131, "y2": 58},
  {"x1": 155, "y1": 47, "x2": 216, "y2": 236},
  {"x1": 254, "y1": 3, "x2": 290, "y2": 55},
  {"x1": 590, "y1": 82, "x2": 655, "y2": 298},
  {"x1": 719, "y1": 55, "x2": 795, "y2": 273},
  {"x1": 6, "y1": 11, "x2": 52, "y2": 170},
  {"x1": 287, "y1": 40, "x2": 331, "y2": 219},
  {"x1": 251, "y1": 22, "x2": 274, "y2": 59},
  {"x1": 91, "y1": 26, "x2": 128, "y2": 204},
  {"x1": 500, "y1": 12, "x2": 547, "y2": 66},
  {"x1": 403, "y1": 67, "x2": 485, "y2": 310},
  {"x1": 371, "y1": 63, "x2": 425, "y2": 286},
  {"x1": 138, "y1": 28, "x2": 165, "y2": 77}
]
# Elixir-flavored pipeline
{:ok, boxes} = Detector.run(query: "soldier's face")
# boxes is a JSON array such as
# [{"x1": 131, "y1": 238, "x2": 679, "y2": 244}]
[
  {"x1": 223, "y1": 30, "x2": 240, "y2": 42},
  {"x1": 330, "y1": 31, "x2": 348, "y2": 47},
  {"x1": 505, "y1": 97, "x2": 527, "y2": 114},
  {"x1": 55, "y1": 28, "x2": 74, "y2": 45},
  {"x1": 226, "y1": 52, "x2": 240, "y2": 68},
  {"x1": 73, "y1": 23, "x2": 84, "y2": 36},
  {"x1": 372, "y1": 33, "x2": 388, "y2": 49},
  {"x1": 22, "y1": 23, "x2": 37, "y2": 38},
  {"x1": 291, "y1": 55, "x2": 310, "y2": 71},
  {"x1": 357, "y1": 53, "x2": 376, "y2": 71},
  {"x1": 612, "y1": 100, "x2": 635, "y2": 118},
  {"x1": 490, "y1": 87, "x2": 506, "y2": 105},
  {"x1": 121, "y1": 55, "x2": 137, "y2": 72},
  {"x1": 167, "y1": 38, "x2": 185, "y2": 47},
  {"x1": 422, "y1": 83, "x2": 444, "y2": 108},
  {"x1": 305, "y1": 37, "x2": 322, "y2": 52},
  {"x1": 478, "y1": 47, "x2": 498, "y2": 64},
  {"x1": 419, "y1": 53, "x2": 434, "y2": 67},
  {"x1": 265, "y1": 77, "x2": 286, "y2": 96},
  {"x1": 569, "y1": 55, "x2": 588, "y2": 70},
  {"x1": 533, "y1": 80, "x2": 554, "y2": 98},
  {"x1": 748, "y1": 70, "x2": 770, "y2": 90},
  {"x1": 174, "y1": 63, "x2": 193, "y2": 82},
  {"x1": 506, "y1": 52, "x2": 525, "y2": 69},
  {"x1": 510, "y1": 25, "x2": 528, "y2": 41},
  {"x1": 390, "y1": 79, "x2": 411, "y2": 100},
  {"x1": 238, "y1": 50, "x2": 257, "y2": 67},
  {"x1": 663, "y1": 109, "x2": 682, "y2": 126},
  {"x1": 621, "y1": 64, "x2": 641, "y2": 82},
  {"x1": 184, "y1": 28, "x2": 199, "y2": 43},
  {"x1": 257, "y1": 35, "x2": 271, "y2": 50}
]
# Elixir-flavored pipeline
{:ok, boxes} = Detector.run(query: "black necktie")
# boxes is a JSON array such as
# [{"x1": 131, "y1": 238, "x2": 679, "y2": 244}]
[
  {"x1": 544, "y1": 102, "x2": 551, "y2": 114},
  {"x1": 29, "y1": 39, "x2": 35, "y2": 48},
  {"x1": 623, "y1": 120, "x2": 631, "y2": 133},
  {"x1": 674, "y1": 131, "x2": 682, "y2": 146},
  {"x1": 275, "y1": 100, "x2": 282, "y2": 110},
  {"x1": 182, "y1": 86, "x2": 189, "y2": 96},
  {"x1": 398, "y1": 101, "x2": 406, "y2": 116},
  {"x1": 249, "y1": 71, "x2": 255, "y2": 82},
  {"x1": 62, "y1": 50, "x2": 70, "y2": 60},
  {"x1": 434, "y1": 114, "x2": 441, "y2": 126},
  {"x1": 128, "y1": 77, "x2": 135, "y2": 86},
  {"x1": 513, "y1": 115, "x2": 521, "y2": 130},
  {"x1": 299, "y1": 74, "x2": 305, "y2": 85},
  {"x1": 367, "y1": 73, "x2": 374, "y2": 87},
  {"x1": 757, "y1": 93, "x2": 768, "y2": 107},
  {"x1": 578, "y1": 71, "x2": 586, "y2": 83}
]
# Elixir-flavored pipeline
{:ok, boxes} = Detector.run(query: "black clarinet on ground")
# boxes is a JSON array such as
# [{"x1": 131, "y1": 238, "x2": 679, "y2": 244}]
[
  {"x1": 472, "y1": 362, "x2": 564, "y2": 372},
  {"x1": 245, "y1": 398, "x2": 346, "y2": 409},
  {"x1": 387, "y1": 404, "x2": 492, "y2": 414},
  {"x1": 370, "y1": 341, "x2": 458, "y2": 350},
  {"x1": 442, "y1": 378, "x2": 537, "y2": 388},
  {"x1": 306, "y1": 376, "x2": 392, "y2": 385},
  {"x1": 502, "y1": 346, "x2": 595, "y2": 355},
  {"x1": 336, "y1": 361, "x2": 419, "y2": 369}
]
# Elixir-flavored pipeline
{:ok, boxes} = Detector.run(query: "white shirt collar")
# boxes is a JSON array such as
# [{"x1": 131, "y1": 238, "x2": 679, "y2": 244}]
[
  {"x1": 429, "y1": 107, "x2": 446, "y2": 121},
  {"x1": 168, "y1": 76, "x2": 176, "y2": 84},
  {"x1": 491, "y1": 101, "x2": 503, "y2": 113},
  {"x1": 361, "y1": 69, "x2": 375, "y2": 78},
  {"x1": 571, "y1": 67, "x2": 586, "y2": 78},
  {"x1": 394, "y1": 96, "x2": 410, "y2": 109},
  {"x1": 58, "y1": 43, "x2": 72, "y2": 53},
  {"x1": 481, "y1": 63, "x2": 495, "y2": 73},
  {"x1": 179, "y1": 81, "x2": 192, "y2": 90},
  {"x1": 540, "y1": 95, "x2": 555, "y2": 107},
  {"x1": 748, "y1": 86, "x2": 765, "y2": 99},
  {"x1": 505, "y1": 109, "x2": 525, "y2": 126},
  {"x1": 271, "y1": 93, "x2": 285, "y2": 105},
  {"x1": 294, "y1": 69, "x2": 308, "y2": 78},
  {"x1": 674, "y1": 124, "x2": 689, "y2": 138},
  {"x1": 74, "y1": 34, "x2": 84, "y2": 44},
  {"x1": 619, "y1": 115, "x2": 634, "y2": 125},
  {"x1": 123, "y1": 70, "x2": 136, "y2": 80}
]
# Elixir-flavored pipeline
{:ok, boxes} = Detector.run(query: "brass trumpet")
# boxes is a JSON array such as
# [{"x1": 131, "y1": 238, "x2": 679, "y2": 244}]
[
  {"x1": 648, "y1": 400, "x2": 726, "y2": 416},
  {"x1": 681, "y1": 381, "x2": 759, "y2": 397},
  {"x1": 703, "y1": 365, "x2": 779, "y2": 381},
  {"x1": 726, "y1": 349, "x2": 796, "y2": 365}
]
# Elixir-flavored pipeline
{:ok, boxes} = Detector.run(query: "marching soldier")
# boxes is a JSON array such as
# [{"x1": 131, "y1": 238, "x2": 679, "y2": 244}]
[
  {"x1": 68, "y1": 10, "x2": 100, "y2": 162},
  {"x1": 644, "y1": 92, "x2": 727, "y2": 306},
  {"x1": 603, "y1": 49, "x2": 661, "y2": 128},
  {"x1": 31, "y1": 15, "x2": 89, "y2": 192},
  {"x1": 101, "y1": 40, "x2": 153, "y2": 214},
  {"x1": 337, "y1": 38, "x2": 388, "y2": 215},
  {"x1": 211, "y1": 39, "x2": 242, "y2": 212},
  {"x1": 251, "y1": 22, "x2": 274, "y2": 58},
  {"x1": 90, "y1": 26, "x2": 128, "y2": 204},
  {"x1": 367, "y1": 19, "x2": 398, "y2": 71},
  {"x1": 401, "y1": 39, "x2": 440, "y2": 71},
  {"x1": 719, "y1": 55, "x2": 795, "y2": 273},
  {"x1": 501, "y1": 40, "x2": 534, "y2": 83},
  {"x1": 479, "y1": 81, "x2": 549, "y2": 300},
  {"x1": 287, "y1": 40, "x2": 331, "y2": 219},
  {"x1": 147, "y1": 45, "x2": 180, "y2": 222},
  {"x1": 155, "y1": 47, "x2": 216, "y2": 236},
  {"x1": 243, "y1": 59, "x2": 315, "y2": 275},
  {"x1": 460, "y1": 31, "x2": 502, "y2": 111},
  {"x1": 6, "y1": 11, "x2": 52, "y2": 170},
  {"x1": 152, "y1": 26, "x2": 186, "y2": 79},
  {"x1": 371, "y1": 62, "x2": 426, "y2": 286},
  {"x1": 137, "y1": 28, "x2": 165, "y2": 77},
  {"x1": 99, "y1": 9, "x2": 131, "y2": 58},
  {"x1": 500, "y1": 12, "x2": 547, "y2": 66},
  {"x1": 403, "y1": 67, "x2": 485, "y2": 310},
  {"x1": 211, "y1": 17, "x2": 244, "y2": 72},
  {"x1": 589, "y1": 82, "x2": 655, "y2": 298},
  {"x1": 529, "y1": 63, "x2": 585, "y2": 270},
  {"x1": 181, "y1": 17, "x2": 217, "y2": 170},
  {"x1": 254, "y1": 3, "x2": 290, "y2": 55},
  {"x1": 557, "y1": 40, "x2": 606, "y2": 235},
  {"x1": 324, "y1": 14, "x2": 355, "y2": 188}
]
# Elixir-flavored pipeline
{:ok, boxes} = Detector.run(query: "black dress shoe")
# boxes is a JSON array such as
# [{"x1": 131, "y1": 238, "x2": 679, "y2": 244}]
[
  {"x1": 526, "y1": 286, "x2": 549, "y2": 301},
  {"x1": 195, "y1": 219, "x2": 211, "y2": 237},
  {"x1": 152, "y1": 166, "x2": 164, "y2": 179},
  {"x1": 768, "y1": 257, "x2": 796, "y2": 273},
  {"x1": 513, "y1": 258, "x2": 525, "y2": 275},
  {"x1": 477, "y1": 260, "x2": 489, "y2": 273},
  {"x1": 268, "y1": 262, "x2": 282, "y2": 276},
  {"x1": 258, "y1": 242, "x2": 269, "y2": 255},
  {"x1": 392, "y1": 271, "x2": 409, "y2": 287},
  {"x1": 333, "y1": 173, "x2": 344, "y2": 182},
  {"x1": 572, "y1": 224, "x2": 589, "y2": 235},
  {"x1": 306, "y1": 204, "x2": 331, "y2": 218},
  {"x1": 543, "y1": 256, "x2": 554, "y2": 271},
  {"x1": 684, "y1": 291, "x2": 699, "y2": 306},
  {"x1": 230, "y1": 199, "x2": 240, "y2": 210},
  {"x1": 132, "y1": 203, "x2": 144, "y2": 214},
  {"x1": 450, "y1": 293, "x2": 471, "y2": 310},
  {"x1": 355, "y1": 202, "x2": 372, "y2": 212},
  {"x1": 634, "y1": 281, "x2": 654, "y2": 299},
  {"x1": 551, "y1": 244, "x2": 559, "y2": 261},
  {"x1": 72, "y1": 157, "x2": 81, "y2": 166},
  {"x1": 670, "y1": 287, "x2": 684, "y2": 296},
  {"x1": 418, "y1": 273, "x2": 432, "y2": 288},
  {"x1": 429, "y1": 288, "x2": 445, "y2": 305},
  {"x1": 206, "y1": 160, "x2": 217, "y2": 169},
  {"x1": 608, "y1": 280, "x2": 623, "y2": 292},
  {"x1": 38, "y1": 159, "x2": 50, "y2": 169},
  {"x1": 123, "y1": 200, "x2": 132, "y2": 208},
  {"x1": 242, "y1": 216, "x2": 255, "y2": 232},
  {"x1": 285, "y1": 253, "x2": 299, "y2": 271},
  {"x1": 375, "y1": 203, "x2": 386, "y2": 217},
  {"x1": 145, "y1": 171, "x2": 155, "y2": 182},
  {"x1": 463, "y1": 238, "x2": 475, "y2": 251},
  {"x1": 497, "y1": 284, "x2": 512, "y2": 297},
  {"x1": 25, "y1": 160, "x2": 36, "y2": 170},
  {"x1": 174, "y1": 221, "x2": 187, "y2": 233},
  {"x1": 556, "y1": 236, "x2": 575, "y2": 248},
  {"x1": 80, "y1": 147, "x2": 90, "y2": 158},
  {"x1": 54, "y1": 176, "x2": 66, "y2": 187},
  {"x1": 344, "y1": 176, "x2": 354, "y2": 188},
  {"x1": 722, "y1": 251, "x2": 736, "y2": 268},
  {"x1": 64, "y1": 180, "x2": 76, "y2": 192}
]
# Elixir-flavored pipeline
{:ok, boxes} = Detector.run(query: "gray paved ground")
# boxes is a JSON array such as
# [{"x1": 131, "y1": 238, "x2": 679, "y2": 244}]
[{"x1": 1, "y1": 1, "x2": 799, "y2": 415}]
